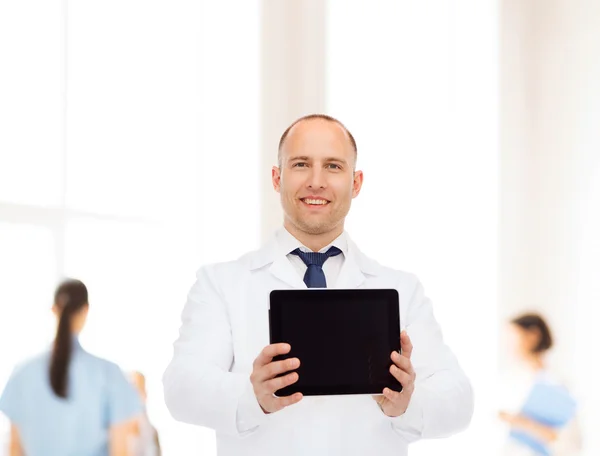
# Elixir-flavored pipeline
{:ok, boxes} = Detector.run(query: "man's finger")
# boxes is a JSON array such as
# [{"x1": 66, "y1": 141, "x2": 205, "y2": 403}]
[
  {"x1": 263, "y1": 371, "x2": 300, "y2": 395},
  {"x1": 390, "y1": 364, "x2": 412, "y2": 387},
  {"x1": 382, "y1": 387, "x2": 401, "y2": 403},
  {"x1": 253, "y1": 357, "x2": 300, "y2": 383},
  {"x1": 390, "y1": 352, "x2": 413, "y2": 374},
  {"x1": 268, "y1": 392, "x2": 303, "y2": 412},
  {"x1": 400, "y1": 331, "x2": 413, "y2": 359},
  {"x1": 253, "y1": 343, "x2": 291, "y2": 369}
]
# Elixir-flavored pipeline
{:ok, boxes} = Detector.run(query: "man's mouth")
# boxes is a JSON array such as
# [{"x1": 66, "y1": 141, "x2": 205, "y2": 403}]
[{"x1": 300, "y1": 197, "x2": 330, "y2": 206}]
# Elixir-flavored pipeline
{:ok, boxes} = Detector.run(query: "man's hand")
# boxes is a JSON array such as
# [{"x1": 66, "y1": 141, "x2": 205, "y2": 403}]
[
  {"x1": 373, "y1": 331, "x2": 416, "y2": 417},
  {"x1": 250, "y1": 343, "x2": 303, "y2": 414}
]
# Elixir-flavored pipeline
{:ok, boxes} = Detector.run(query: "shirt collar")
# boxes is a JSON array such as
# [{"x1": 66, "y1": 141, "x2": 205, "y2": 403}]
[{"x1": 276, "y1": 227, "x2": 348, "y2": 256}]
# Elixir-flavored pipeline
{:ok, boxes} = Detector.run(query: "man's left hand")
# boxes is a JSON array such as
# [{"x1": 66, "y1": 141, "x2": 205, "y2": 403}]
[{"x1": 373, "y1": 330, "x2": 416, "y2": 417}]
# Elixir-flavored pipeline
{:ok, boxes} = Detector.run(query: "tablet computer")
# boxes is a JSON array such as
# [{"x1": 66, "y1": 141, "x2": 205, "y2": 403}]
[{"x1": 269, "y1": 288, "x2": 401, "y2": 396}]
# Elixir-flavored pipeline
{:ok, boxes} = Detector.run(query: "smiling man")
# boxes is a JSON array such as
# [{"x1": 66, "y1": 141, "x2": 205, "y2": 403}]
[{"x1": 163, "y1": 115, "x2": 474, "y2": 456}]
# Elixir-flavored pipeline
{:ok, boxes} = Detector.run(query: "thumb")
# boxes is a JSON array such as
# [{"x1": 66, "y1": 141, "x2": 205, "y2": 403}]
[{"x1": 400, "y1": 330, "x2": 413, "y2": 358}]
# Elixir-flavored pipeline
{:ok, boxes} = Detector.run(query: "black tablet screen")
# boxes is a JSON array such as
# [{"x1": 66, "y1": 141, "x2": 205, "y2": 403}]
[{"x1": 269, "y1": 289, "x2": 401, "y2": 396}]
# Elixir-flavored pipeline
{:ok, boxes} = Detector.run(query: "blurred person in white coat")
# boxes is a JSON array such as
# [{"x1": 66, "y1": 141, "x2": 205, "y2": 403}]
[
  {"x1": 163, "y1": 114, "x2": 474, "y2": 456},
  {"x1": 499, "y1": 313, "x2": 582, "y2": 455}
]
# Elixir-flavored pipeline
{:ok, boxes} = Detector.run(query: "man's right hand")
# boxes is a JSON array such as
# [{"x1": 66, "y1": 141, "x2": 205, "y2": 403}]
[{"x1": 250, "y1": 343, "x2": 302, "y2": 414}]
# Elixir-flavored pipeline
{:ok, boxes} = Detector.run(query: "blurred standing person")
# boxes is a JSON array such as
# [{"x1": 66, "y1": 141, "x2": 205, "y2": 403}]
[
  {"x1": 128, "y1": 371, "x2": 161, "y2": 456},
  {"x1": 498, "y1": 313, "x2": 582, "y2": 455},
  {"x1": 0, "y1": 279, "x2": 142, "y2": 456}
]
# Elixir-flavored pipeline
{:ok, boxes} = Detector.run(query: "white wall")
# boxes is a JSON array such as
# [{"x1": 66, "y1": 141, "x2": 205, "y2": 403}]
[
  {"x1": 325, "y1": 1, "x2": 499, "y2": 455},
  {"x1": 501, "y1": 0, "x2": 600, "y2": 453}
]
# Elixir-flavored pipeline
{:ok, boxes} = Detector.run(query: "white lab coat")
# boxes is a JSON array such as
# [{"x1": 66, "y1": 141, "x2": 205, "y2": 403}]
[{"x1": 163, "y1": 231, "x2": 474, "y2": 456}]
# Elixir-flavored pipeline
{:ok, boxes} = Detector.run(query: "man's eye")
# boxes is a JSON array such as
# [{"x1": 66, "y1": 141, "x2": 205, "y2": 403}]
[
  {"x1": 293, "y1": 162, "x2": 308, "y2": 168},
  {"x1": 327, "y1": 164, "x2": 341, "y2": 169}
]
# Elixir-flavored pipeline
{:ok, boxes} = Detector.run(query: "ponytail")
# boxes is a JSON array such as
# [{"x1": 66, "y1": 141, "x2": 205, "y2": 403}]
[{"x1": 49, "y1": 279, "x2": 88, "y2": 399}]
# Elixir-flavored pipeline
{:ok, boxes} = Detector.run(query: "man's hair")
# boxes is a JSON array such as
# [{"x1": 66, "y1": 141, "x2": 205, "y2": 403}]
[{"x1": 277, "y1": 114, "x2": 357, "y2": 167}]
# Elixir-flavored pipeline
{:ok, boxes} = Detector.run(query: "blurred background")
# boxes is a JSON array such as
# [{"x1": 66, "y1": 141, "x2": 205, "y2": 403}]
[{"x1": 0, "y1": 0, "x2": 598, "y2": 455}]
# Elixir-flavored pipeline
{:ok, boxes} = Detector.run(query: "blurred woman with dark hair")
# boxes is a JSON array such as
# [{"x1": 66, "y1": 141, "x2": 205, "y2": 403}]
[
  {"x1": 0, "y1": 279, "x2": 141, "y2": 456},
  {"x1": 499, "y1": 312, "x2": 582, "y2": 456}
]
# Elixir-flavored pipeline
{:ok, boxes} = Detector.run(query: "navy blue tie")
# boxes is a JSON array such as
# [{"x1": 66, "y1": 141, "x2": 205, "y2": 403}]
[{"x1": 291, "y1": 246, "x2": 342, "y2": 288}]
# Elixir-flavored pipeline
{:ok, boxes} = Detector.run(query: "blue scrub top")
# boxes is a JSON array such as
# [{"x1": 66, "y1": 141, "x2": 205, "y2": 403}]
[{"x1": 0, "y1": 339, "x2": 142, "y2": 456}]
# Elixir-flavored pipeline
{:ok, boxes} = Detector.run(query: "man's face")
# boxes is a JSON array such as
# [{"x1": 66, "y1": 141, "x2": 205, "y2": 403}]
[{"x1": 272, "y1": 119, "x2": 363, "y2": 236}]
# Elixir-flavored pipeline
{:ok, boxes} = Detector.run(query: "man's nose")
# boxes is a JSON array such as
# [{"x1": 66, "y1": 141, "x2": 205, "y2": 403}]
[{"x1": 307, "y1": 168, "x2": 326, "y2": 189}]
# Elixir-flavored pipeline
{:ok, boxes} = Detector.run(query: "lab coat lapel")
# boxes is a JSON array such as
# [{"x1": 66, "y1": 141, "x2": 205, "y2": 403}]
[
  {"x1": 334, "y1": 237, "x2": 382, "y2": 289},
  {"x1": 268, "y1": 255, "x2": 306, "y2": 289},
  {"x1": 249, "y1": 233, "x2": 306, "y2": 289}
]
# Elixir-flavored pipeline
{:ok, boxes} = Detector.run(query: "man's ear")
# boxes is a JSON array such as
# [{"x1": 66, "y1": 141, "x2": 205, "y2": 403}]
[
  {"x1": 272, "y1": 166, "x2": 282, "y2": 193},
  {"x1": 352, "y1": 170, "x2": 364, "y2": 198}
]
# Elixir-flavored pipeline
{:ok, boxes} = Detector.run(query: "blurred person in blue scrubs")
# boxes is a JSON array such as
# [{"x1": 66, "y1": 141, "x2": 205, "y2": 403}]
[
  {"x1": 0, "y1": 279, "x2": 142, "y2": 456},
  {"x1": 498, "y1": 313, "x2": 582, "y2": 456}
]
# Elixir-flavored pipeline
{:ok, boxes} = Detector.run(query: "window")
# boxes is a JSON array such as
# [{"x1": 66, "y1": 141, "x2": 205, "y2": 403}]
[{"x1": 0, "y1": 1, "x2": 260, "y2": 454}]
